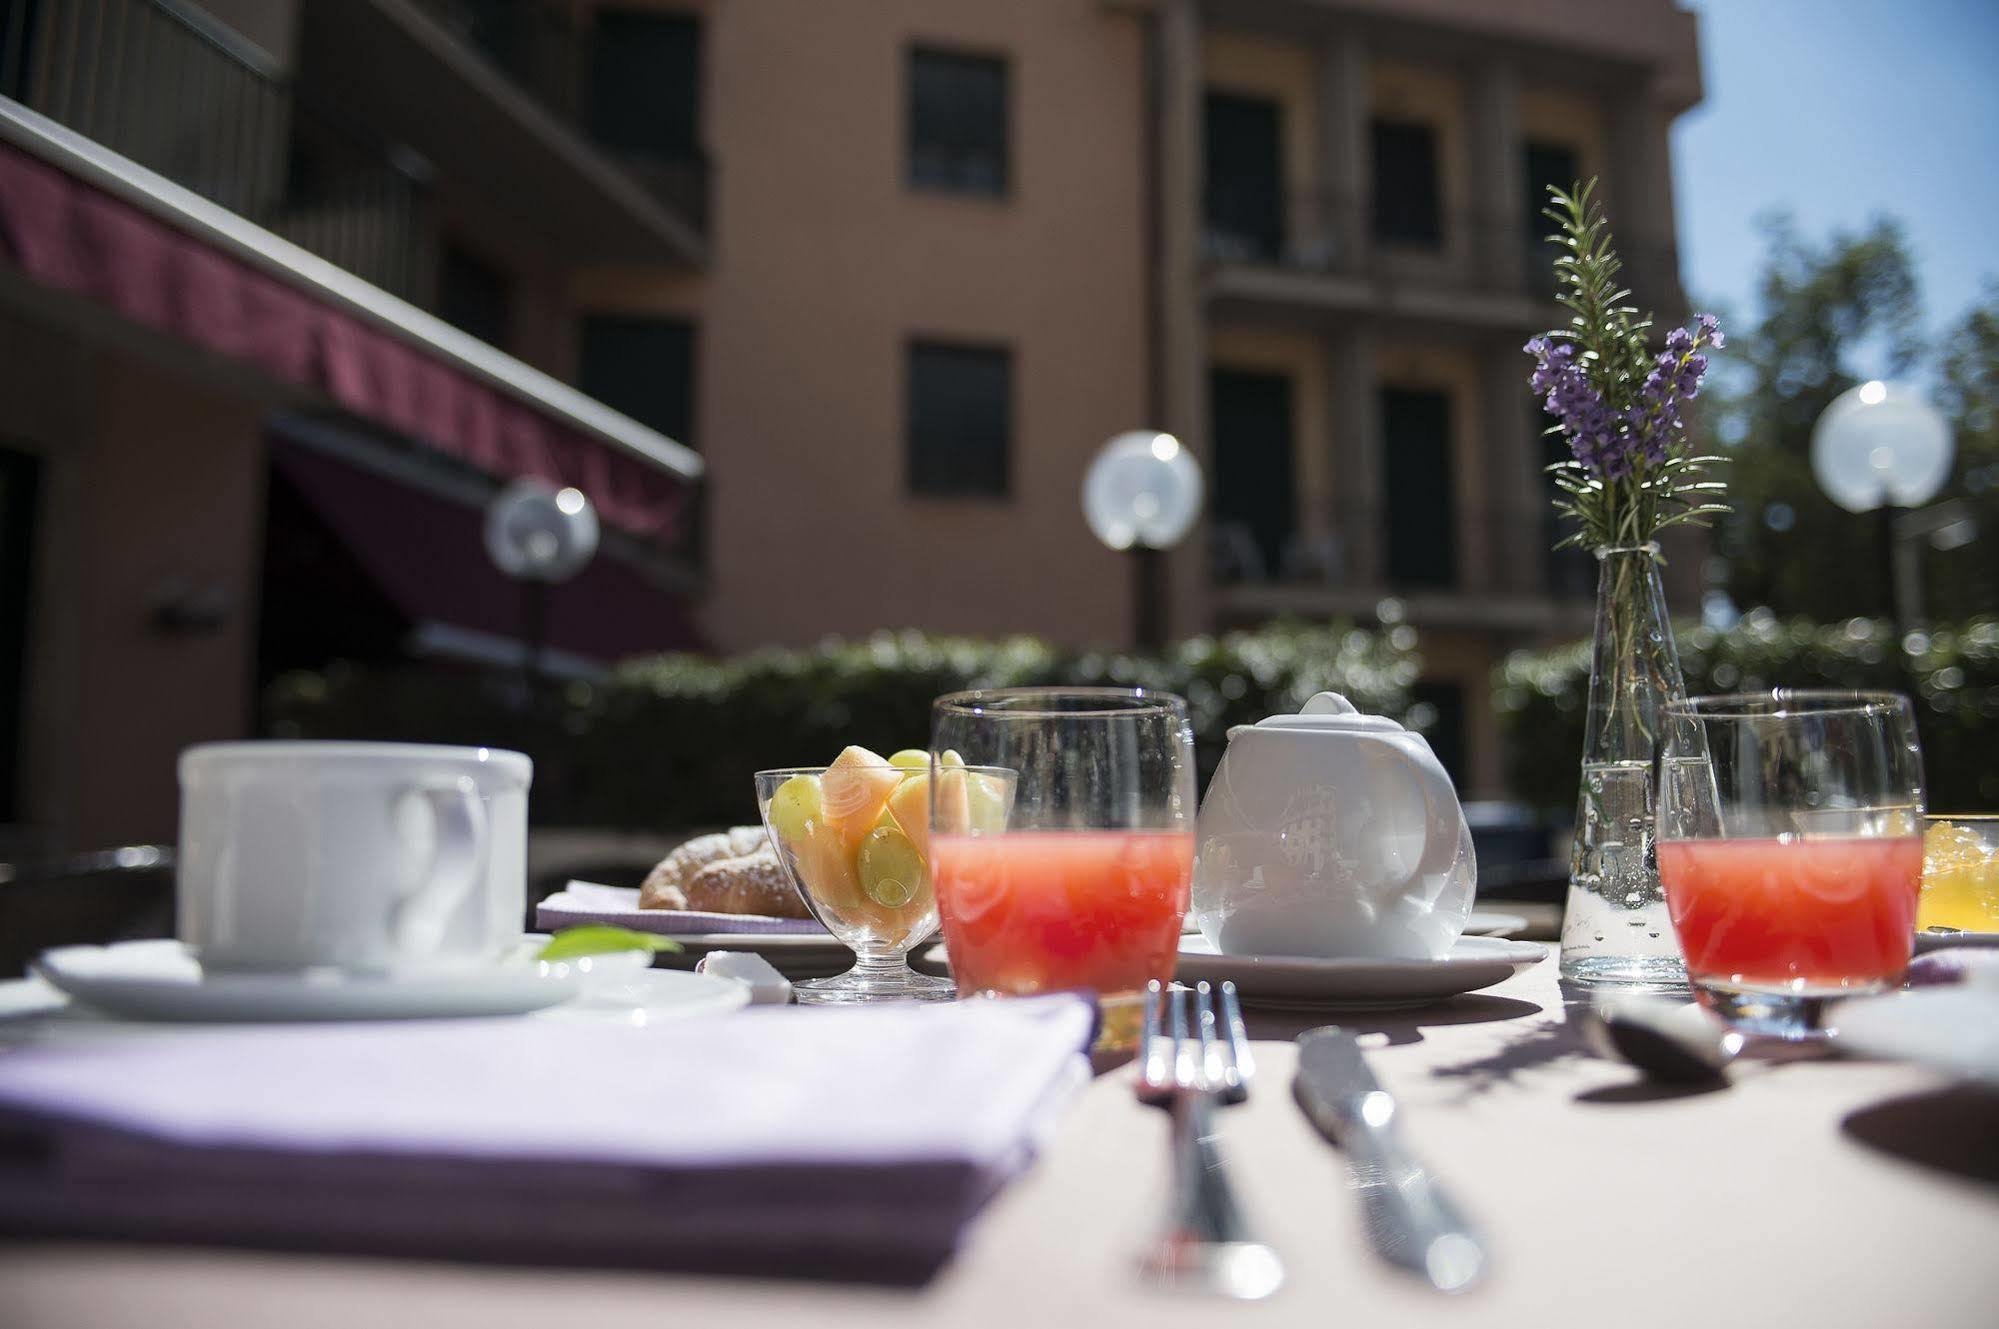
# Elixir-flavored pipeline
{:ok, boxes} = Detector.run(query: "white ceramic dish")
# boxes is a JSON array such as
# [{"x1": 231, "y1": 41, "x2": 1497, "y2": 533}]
[
  {"x1": 1834, "y1": 987, "x2": 1999, "y2": 1088},
  {"x1": 1173, "y1": 934, "x2": 1546, "y2": 1008},
  {"x1": 29, "y1": 939, "x2": 745, "y2": 1024},
  {"x1": 921, "y1": 934, "x2": 1545, "y2": 1009}
]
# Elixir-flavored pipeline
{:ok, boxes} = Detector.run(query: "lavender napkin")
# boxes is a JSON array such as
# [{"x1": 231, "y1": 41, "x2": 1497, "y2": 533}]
[
  {"x1": 0, "y1": 997, "x2": 1093, "y2": 1280},
  {"x1": 537, "y1": 880, "x2": 830, "y2": 936}
]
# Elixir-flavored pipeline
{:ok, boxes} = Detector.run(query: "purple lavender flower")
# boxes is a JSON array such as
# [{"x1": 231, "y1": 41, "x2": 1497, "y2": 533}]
[{"x1": 1525, "y1": 313, "x2": 1722, "y2": 480}]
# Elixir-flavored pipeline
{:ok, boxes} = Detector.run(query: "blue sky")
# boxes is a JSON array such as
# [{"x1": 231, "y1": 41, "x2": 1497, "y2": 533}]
[{"x1": 1674, "y1": 0, "x2": 1999, "y2": 363}]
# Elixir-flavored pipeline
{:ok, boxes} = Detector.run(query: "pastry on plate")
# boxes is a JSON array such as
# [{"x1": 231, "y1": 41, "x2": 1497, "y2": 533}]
[{"x1": 639, "y1": 826, "x2": 806, "y2": 919}]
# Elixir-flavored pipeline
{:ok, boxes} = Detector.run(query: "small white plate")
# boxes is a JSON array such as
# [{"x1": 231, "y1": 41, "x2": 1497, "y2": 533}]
[
  {"x1": 30, "y1": 939, "x2": 746, "y2": 1024},
  {"x1": 921, "y1": 935, "x2": 1545, "y2": 1009},
  {"x1": 1834, "y1": 987, "x2": 1999, "y2": 1088},
  {"x1": 1173, "y1": 935, "x2": 1546, "y2": 1009}
]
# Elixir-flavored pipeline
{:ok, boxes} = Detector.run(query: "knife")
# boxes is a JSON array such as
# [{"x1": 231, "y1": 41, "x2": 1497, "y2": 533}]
[{"x1": 1294, "y1": 1027, "x2": 1486, "y2": 1292}]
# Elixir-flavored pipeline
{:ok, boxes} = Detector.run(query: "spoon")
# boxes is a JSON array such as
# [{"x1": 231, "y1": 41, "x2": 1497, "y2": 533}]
[{"x1": 1581, "y1": 993, "x2": 1746, "y2": 1083}]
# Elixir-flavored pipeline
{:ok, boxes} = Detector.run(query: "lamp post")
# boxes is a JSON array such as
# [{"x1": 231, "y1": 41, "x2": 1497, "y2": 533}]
[
  {"x1": 1082, "y1": 431, "x2": 1204, "y2": 651},
  {"x1": 1810, "y1": 380, "x2": 1954, "y2": 638},
  {"x1": 483, "y1": 478, "x2": 600, "y2": 698}
]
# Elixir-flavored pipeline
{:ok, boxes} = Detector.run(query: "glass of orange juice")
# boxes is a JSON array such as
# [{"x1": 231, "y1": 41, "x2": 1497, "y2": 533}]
[
  {"x1": 1656, "y1": 691, "x2": 1926, "y2": 1039},
  {"x1": 1920, "y1": 815, "x2": 1999, "y2": 934},
  {"x1": 928, "y1": 689, "x2": 1196, "y2": 1034}
]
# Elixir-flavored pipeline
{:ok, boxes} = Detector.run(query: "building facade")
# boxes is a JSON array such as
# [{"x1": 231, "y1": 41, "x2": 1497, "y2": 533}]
[
  {"x1": 569, "y1": 0, "x2": 1702, "y2": 795},
  {"x1": 0, "y1": 0, "x2": 1702, "y2": 848}
]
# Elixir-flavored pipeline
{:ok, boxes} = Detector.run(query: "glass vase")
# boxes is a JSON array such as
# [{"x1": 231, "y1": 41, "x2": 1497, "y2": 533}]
[{"x1": 1559, "y1": 543, "x2": 1691, "y2": 987}]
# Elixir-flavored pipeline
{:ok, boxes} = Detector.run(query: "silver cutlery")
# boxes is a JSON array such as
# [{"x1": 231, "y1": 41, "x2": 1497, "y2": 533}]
[
  {"x1": 1134, "y1": 979, "x2": 1284, "y2": 1301},
  {"x1": 1294, "y1": 1026, "x2": 1485, "y2": 1293},
  {"x1": 1582, "y1": 992, "x2": 1745, "y2": 1083}
]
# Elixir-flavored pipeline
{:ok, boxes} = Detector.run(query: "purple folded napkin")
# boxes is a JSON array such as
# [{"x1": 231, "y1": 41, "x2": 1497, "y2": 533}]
[
  {"x1": 0, "y1": 996, "x2": 1092, "y2": 1281},
  {"x1": 538, "y1": 880, "x2": 830, "y2": 936}
]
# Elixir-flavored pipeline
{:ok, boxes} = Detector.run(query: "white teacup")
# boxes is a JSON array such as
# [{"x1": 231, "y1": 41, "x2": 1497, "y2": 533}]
[{"x1": 178, "y1": 742, "x2": 532, "y2": 975}]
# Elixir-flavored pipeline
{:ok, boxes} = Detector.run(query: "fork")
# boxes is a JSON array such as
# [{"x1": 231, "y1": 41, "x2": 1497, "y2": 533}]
[{"x1": 1134, "y1": 979, "x2": 1284, "y2": 1300}]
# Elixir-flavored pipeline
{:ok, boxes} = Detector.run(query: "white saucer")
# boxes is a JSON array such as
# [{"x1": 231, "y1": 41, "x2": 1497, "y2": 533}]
[
  {"x1": 919, "y1": 934, "x2": 1546, "y2": 1009},
  {"x1": 1834, "y1": 987, "x2": 1999, "y2": 1088},
  {"x1": 1173, "y1": 935, "x2": 1547, "y2": 1009},
  {"x1": 30, "y1": 939, "x2": 748, "y2": 1024}
]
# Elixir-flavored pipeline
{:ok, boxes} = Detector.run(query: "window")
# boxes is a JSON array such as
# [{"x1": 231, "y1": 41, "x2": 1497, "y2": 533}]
[
  {"x1": 907, "y1": 342, "x2": 1010, "y2": 497},
  {"x1": 588, "y1": 10, "x2": 702, "y2": 161},
  {"x1": 1208, "y1": 368, "x2": 1295, "y2": 581},
  {"x1": 1523, "y1": 140, "x2": 1580, "y2": 295},
  {"x1": 437, "y1": 241, "x2": 514, "y2": 350},
  {"x1": 1371, "y1": 119, "x2": 1442, "y2": 248},
  {"x1": 1203, "y1": 93, "x2": 1285, "y2": 264},
  {"x1": 579, "y1": 315, "x2": 697, "y2": 448},
  {"x1": 1381, "y1": 387, "x2": 1457, "y2": 588},
  {"x1": 1409, "y1": 681, "x2": 1468, "y2": 789},
  {"x1": 907, "y1": 48, "x2": 1008, "y2": 195}
]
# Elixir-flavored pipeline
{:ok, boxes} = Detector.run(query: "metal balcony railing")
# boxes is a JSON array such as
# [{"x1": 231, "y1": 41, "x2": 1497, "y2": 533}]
[
  {"x1": 1208, "y1": 501, "x2": 1599, "y2": 602},
  {"x1": 1, "y1": 0, "x2": 434, "y2": 301},
  {"x1": 1202, "y1": 184, "x2": 1682, "y2": 305},
  {"x1": 413, "y1": 0, "x2": 710, "y2": 234}
]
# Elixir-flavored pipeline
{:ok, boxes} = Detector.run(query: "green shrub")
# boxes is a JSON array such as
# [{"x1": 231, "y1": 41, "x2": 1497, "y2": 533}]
[
  {"x1": 1495, "y1": 612, "x2": 1999, "y2": 814},
  {"x1": 267, "y1": 622, "x2": 1417, "y2": 830}
]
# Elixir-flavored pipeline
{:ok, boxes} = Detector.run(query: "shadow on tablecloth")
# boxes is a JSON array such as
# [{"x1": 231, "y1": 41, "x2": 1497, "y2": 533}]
[{"x1": 1842, "y1": 1086, "x2": 1999, "y2": 1186}]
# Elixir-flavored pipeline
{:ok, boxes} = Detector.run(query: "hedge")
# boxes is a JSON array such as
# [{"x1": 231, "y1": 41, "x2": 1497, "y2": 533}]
[
  {"x1": 1495, "y1": 612, "x2": 1999, "y2": 814},
  {"x1": 267, "y1": 622, "x2": 1418, "y2": 830}
]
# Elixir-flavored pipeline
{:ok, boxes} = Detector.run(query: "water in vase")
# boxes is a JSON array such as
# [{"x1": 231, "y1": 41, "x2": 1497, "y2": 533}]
[{"x1": 1560, "y1": 759, "x2": 1685, "y2": 986}]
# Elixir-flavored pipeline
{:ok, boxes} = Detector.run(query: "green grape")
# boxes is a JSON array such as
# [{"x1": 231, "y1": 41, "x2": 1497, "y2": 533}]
[
  {"x1": 858, "y1": 822, "x2": 927, "y2": 909},
  {"x1": 967, "y1": 773, "x2": 1013, "y2": 833},
  {"x1": 766, "y1": 773, "x2": 823, "y2": 846},
  {"x1": 939, "y1": 749, "x2": 966, "y2": 769},
  {"x1": 888, "y1": 749, "x2": 929, "y2": 770}
]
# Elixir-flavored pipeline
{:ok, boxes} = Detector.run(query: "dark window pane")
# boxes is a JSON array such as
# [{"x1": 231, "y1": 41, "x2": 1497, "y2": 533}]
[
  {"x1": 1542, "y1": 413, "x2": 1594, "y2": 596},
  {"x1": 1371, "y1": 119, "x2": 1441, "y2": 248},
  {"x1": 1209, "y1": 368, "x2": 1295, "y2": 580},
  {"x1": 438, "y1": 241, "x2": 514, "y2": 350},
  {"x1": 589, "y1": 9, "x2": 702, "y2": 160},
  {"x1": 1203, "y1": 93, "x2": 1285, "y2": 264},
  {"x1": 907, "y1": 343, "x2": 1010, "y2": 497},
  {"x1": 1382, "y1": 387, "x2": 1457, "y2": 587},
  {"x1": 1410, "y1": 681, "x2": 1468, "y2": 789},
  {"x1": 908, "y1": 48, "x2": 1008, "y2": 195},
  {"x1": 579, "y1": 315, "x2": 696, "y2": 448},
  {"x1": 0, "y1": 445, "x2": 37, "y2": 821},
  {"x1": 1523, "y1": 140, "x2": 1579, "y2": 294}
]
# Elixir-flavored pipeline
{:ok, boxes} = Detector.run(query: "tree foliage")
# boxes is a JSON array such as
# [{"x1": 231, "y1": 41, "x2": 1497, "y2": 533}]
[{"x1": 1716, "y1": 218, "x2": 1997, "y2": 620}]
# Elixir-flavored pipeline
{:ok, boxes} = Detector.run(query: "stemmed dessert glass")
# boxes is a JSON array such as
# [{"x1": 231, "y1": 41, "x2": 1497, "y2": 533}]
[
  {"x1": 928, "y1": 688, "x2": 1196, "y2": 1035},
  {"x1": 755, "y1": 762, "x2": 1014, "y2": 1004},
  {"x1": 1655, "y1": 690, "x2": 1926, "y2": 1038}
]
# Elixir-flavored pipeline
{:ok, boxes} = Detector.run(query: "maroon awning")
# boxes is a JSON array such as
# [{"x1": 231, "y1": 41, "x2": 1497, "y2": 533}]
[
  {"x1": 0, "y1": 138, "x2": 692, "y2": 545},
  {"x1": 273, "y1": 440, "x2": 701, "y2": 663}
]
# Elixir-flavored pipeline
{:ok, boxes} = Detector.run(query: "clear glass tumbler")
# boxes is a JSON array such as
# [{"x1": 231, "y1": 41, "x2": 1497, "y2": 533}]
[
  {"x1": 1656, "y1": 690, "x2": 1926, "y2": 1038},
  {"x1": 928, "y1": 688, "x2": 1196, "y2": 1038}
]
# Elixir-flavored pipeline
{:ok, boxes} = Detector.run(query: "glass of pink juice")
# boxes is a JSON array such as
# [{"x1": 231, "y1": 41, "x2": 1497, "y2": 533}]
[
  {"x1": 1656, "y1": 691, "x2": 1926, "y2": 1038},
  {"x1": 929, "y1": 689, "x2": 1196, "y2": 1027}
]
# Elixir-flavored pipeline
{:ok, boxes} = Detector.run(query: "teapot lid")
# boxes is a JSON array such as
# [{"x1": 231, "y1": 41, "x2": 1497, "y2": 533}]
[{"x1": 1249, "y1": 691, "x2": 1405, "y2": 734}]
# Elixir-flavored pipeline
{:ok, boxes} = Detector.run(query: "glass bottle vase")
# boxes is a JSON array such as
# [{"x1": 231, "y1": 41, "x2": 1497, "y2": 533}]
[{"x1": 1559, "y1": 543, "x2": 1691, "y2": 987}]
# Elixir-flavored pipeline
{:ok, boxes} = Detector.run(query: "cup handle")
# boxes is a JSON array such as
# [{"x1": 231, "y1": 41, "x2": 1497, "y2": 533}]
[
  {"x1": 1398, "y1": 739, "x2": 1468, "y2": 877},
  {"x1": 392, "y1": 775, "x2": 488, "y2": 957}
]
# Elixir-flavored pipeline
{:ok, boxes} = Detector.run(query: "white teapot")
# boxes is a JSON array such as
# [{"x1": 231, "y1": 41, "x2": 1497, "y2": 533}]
[{"x1": 1192, "y1": 692, "x2": 1475, "y2": 960}]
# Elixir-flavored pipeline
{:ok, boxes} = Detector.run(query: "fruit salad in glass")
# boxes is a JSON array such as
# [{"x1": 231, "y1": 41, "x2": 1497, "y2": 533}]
[{"x1": 755, "y1": 747, "x2": 1012, "y2": 1003}]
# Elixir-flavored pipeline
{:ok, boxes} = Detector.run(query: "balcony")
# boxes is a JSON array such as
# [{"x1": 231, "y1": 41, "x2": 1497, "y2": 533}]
[
  {"x1": 1201, "y1": 186, "x2": 1683, "y2": 329},
  {"x1": 1, "y1": 0, "x2": 433, "y2": 300},
  {"x1": 1206, "y1": 503, "x2": 1598, "y2": 634},
  {"x1": 299, "y1": 0, "x2": 707, "y2": 266}
]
